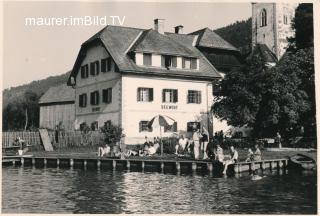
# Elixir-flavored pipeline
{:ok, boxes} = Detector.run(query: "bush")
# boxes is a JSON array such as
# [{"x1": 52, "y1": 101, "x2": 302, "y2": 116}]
[{"x1": 100, "y1": 123, "x2": 124, "y2": 146}]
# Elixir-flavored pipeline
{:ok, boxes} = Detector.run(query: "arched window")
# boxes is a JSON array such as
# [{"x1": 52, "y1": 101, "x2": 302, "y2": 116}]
[
  {"x1": 260, "y1": 9, "x2": 267, "y2": 27},
  {"x1": 283, "y1": 15, "x2": 288, "y2": 25}
]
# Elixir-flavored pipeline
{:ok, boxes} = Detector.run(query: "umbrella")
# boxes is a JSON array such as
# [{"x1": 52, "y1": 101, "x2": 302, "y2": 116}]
[{"x1": 148, "y1": 115, "x2": 175, "y2": 156}]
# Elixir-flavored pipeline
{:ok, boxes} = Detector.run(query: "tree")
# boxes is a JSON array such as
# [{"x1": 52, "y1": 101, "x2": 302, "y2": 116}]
[
  {"x1": 288, "y1": 3, "x2": 314, "y2": 50},
  {"x1": 100, "y1": 123, "x2": 124, "y2": 146}
]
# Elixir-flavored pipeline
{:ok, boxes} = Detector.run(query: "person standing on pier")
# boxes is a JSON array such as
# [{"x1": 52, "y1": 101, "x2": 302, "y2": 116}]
[
  {"x1": 275, "y1": 132, "x2": 282, "y2": 148},
  {"x1": 193, "y1": 129, "x2": 202, "y2": 159},
  {"x1": 201, "y1": 128, "x2": 209, "y2": 159}
]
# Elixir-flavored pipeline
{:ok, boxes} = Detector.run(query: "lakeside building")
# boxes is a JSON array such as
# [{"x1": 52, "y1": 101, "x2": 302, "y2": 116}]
[
  {"x1": 39, "y1": 84, "x2": 75, "y2": 130},
  {"x1": 64, "y1": 19, "x2": 241, "y2": 144}
]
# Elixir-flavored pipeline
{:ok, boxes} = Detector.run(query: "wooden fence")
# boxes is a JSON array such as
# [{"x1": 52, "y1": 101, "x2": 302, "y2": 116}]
[{"x1": 2, "y1": 131, "x2": 105, "y2": 152}]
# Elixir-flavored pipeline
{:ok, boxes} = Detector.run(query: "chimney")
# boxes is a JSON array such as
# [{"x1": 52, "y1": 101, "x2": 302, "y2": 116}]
[
  {"x1": 154, "y1": 19, "x2": 165, "y2": 34},
  {"x1": 174, "y1": 25, "x2": 184, "y2": 34}
]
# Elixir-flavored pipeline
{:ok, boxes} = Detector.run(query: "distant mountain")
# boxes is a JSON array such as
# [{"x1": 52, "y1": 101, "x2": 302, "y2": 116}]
[
  {"x1": 3, "y1": 71, "x2": 70, "y2": 108},
  {"x1": 214, "y1": 18, "x2": 252, "y2": 55}
]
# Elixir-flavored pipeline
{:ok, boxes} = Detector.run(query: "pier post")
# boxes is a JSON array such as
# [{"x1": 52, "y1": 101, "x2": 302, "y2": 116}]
[
  {"x1": 70, "y1": 159, "x2": 74, "y2": 167},
  {"x1": 97, "y1": 160, "x2": 101, "y2": 169},
  {"x1": 235, "y1": 164, "x2": 241, "y2": 173},
  {"x1": 269, "y1": 161, "x2": 273, "y2": 170},
  {"x1": 56, "y1": 159, "x2": 60, "y2": 167},
  {"x1": 141, "y1": 161, "x2": 145, "y2": 171},
  {"x1": 261, "y1": 162, "x2": 265, "y2": 170},
  {"x1": 112, "y1": 160, "x2": 117, "y2": 170},
  {"x1": 32, "y1": 158, "x2": 36, "y2": 166},
  {"x1": 21, "y1": 157, "x2": 24, "y2": 166},
  {"x1": 250, "y1": 162, "x2": 256, "y2": 172},
  {"x1": 192, "y1": 162, "x2": 197, "y2": 171},
  {"x1": 276, "y1": 161, "x2": 280, "y2": 169},
  {"x1": 176, "y1": 162, "x2": 181, "y2": 171},
  {"x1": 126, "y1": 161, "x2": 130, "y2": 170},
  {"x1": 44, "y1": 158, "x2": 47, "y2": 166},
  {"x1": 207, "y1": 163, "x2": 213, "y2": 172},
  {"x1": 84, "y1": 160, "x2": 87, "y2": 169},
  {"x1": 12, "y1": 160, "x2": 16, "y2": 166},
  {"x1": 161, "y1": 162, "x2": 164, "y2": 172}
]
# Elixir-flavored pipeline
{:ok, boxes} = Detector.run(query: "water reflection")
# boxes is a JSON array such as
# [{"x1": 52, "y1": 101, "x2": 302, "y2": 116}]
[{"x1": 2, "y1": 166, "x2": 317, "y2": 214}]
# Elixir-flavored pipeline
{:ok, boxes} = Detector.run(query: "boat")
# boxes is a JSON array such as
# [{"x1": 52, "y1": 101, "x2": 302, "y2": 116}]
[{"x1": 288, "y1": 154, "x2": 316, "y2": 170}]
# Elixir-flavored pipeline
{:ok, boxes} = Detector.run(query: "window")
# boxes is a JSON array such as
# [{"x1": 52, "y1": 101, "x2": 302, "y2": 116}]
[
  {"x1": 162, "y1": 89, "x2": 178, "y2": 103},
  {"x1": 182, "y1": 57, "x2": 197, "y2": 69},
  {"x1": 90, "y1": 61, "x2": 100, "y2": 76},
  {"x1": 102, "y1": 88, "x2": 112, "y2": 104},
  {"x1": 260, "y1": 9, "x2": 267, "y2": 27},
  {"x1": 161, "y1": 55, "x2": 177, "y2": 68},
  {"x1": 165, "y1": 122, "x2": 177, "y2": 132},
  {"x1": 137, "y1": 88, "x2": 153, "y2": 102},
  {"x1": 80, "y1": 122, "x2": 87, "y2": 131},
  {"x1": 139, "y1": 121, "x2": 152, "y2": 132},
  {"x1": 80, "y1": 64, "x2": 89, "y2": 78},
  {"x1": 283, "y1": 15, "x2": 288, "y2": 25},
  {"x1": 101, "y1": 57, "x2": 112, "y2": 72},
  {"x1": 187, "y1": 90, "x2": 201, "y2": 104},
  {"x1": 143, "y1": 53, "x2": 152, "y2": 66},
  {"x1": 90, "y1": 91, "x2": 100, "y2": 105},
  {"x1": 187, "y1": 122, "x2": 200, "y2": 132},
  {"x1": 79, "y1": 94, "x2": 87, "y2": 107},
  {"x1": 91, "y1": 121, "x2": 98, "y2": 131}
]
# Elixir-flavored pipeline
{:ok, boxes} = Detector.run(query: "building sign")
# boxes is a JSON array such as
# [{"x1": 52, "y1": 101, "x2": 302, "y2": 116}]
[
  {"x1": 92, "y1": 107, "x2": 101, "y2": 112},
  {"x1": 161, "y1": 105, "x2": 178, "y2": 110}
]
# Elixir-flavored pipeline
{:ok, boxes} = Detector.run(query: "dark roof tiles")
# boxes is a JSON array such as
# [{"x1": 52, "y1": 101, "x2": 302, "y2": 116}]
[{"x1": 39, "y1": 84, "x2": 75, "y2": 104}]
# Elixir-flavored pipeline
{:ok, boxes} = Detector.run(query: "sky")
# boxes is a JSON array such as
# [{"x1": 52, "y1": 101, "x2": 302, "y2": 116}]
[{"x1": 3, "y1": 1, "x2": 251, "y2": 89}]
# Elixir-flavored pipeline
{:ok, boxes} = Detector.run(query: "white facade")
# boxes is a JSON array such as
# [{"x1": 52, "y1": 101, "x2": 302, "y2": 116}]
[{"x1": 121, "y1": 75, "x2": 213, "y2": 144}]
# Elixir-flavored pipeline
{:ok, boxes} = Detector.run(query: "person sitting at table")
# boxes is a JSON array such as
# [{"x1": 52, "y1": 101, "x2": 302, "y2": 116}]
[
  {"x1": 222, "y1": 145, "x2": 238, "y2": 175},
  {"x1": 148, "y1": 143, "x2": 157, "y2": 155},
  {"x1": 98, "y1": 143, "x2": 111, "y2": 157}
]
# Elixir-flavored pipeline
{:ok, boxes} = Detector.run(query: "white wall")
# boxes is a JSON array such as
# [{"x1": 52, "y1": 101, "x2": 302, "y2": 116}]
[{"x1": 121, "y1": 75, "x2": 214, "y2": 144}]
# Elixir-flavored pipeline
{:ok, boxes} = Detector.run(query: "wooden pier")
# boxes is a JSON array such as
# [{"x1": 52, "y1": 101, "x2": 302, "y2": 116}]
[{"x1": 2, "y1": 155, "x2": 288, "y2": 174}]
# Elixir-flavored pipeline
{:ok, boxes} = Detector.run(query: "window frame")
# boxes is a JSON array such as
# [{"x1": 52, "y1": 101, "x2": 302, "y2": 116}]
[
  {"x1": 102, "y1": 88, "x2": 112, "y2": 104},
  {"x1": 137, "y1": 87, "x2": 153, "y2": 102},
  {"x1": 79, "y1": 93, "x2": 87, "y2": 107},
  {"x1": 187, "y1": 122, "x2": 200, "y2": 132},
  {"x1": 143, "y1": 53, "x2": 152, "y2": 66},
  {"x1": 162, "y1": 89, "x2": 178, "y2": 103},
  {"x1": 90, "y1": 91, "x2": 100, "y2": 106},
  {"x1": 80, "y1": 64, "x2": 89, "y2": 78},
  {"x1": 260, "y1": 9, "x2": 267, "y2": 27},
  {"x1": 187, "y1": 90, "x2": 202, "y2": 104},
  {"x1": 139, "y1": 120, "x2": 152, "y2": 132}
]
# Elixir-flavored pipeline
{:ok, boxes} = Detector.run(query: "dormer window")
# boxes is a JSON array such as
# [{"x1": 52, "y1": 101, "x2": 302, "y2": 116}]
[
  {"x1": 182, "y1": 57, "x2": 197, "y2": 70},
  {"x1": 143, "y1": 53, "x2": 152, "y2": 66},
  {"x1": 161, "y1": 55, "x2": 177, "y2": 69}
]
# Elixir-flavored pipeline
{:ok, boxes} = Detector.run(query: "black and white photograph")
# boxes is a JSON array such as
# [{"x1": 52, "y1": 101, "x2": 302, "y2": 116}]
[{"x1": 1, "y1": 0, "x2": 318, "y2": 214}]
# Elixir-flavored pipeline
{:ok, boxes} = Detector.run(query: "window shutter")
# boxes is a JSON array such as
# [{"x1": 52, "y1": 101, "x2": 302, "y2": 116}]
[
  {"x1": 102, "y1": 89, "x2": 106, "y2": 103},
  {"x1": 172, "y1": 56, "x2": 177, "y2": 67},
  {"x1": 191, "y1": 58, "x2": 197, "y2": 69},
  {"x1": 173, "y1": 90, "x2": 178, "y2": 103},
  {"x1": 143, "y1": 53, "x2": 152, "y2": 66},
  {"x1": 182, "y1": 57, "x2": 185, "y2": 68},
  {"x1": 79, "y1": 95, "x2": 83, "y2": 107},
  {"x1": 81, "y1": 66, "x2": 85, "y2": 78},
  {"x1": 149, "y1": 88, "x2": 153, "y2": 101},
  {"x1": 85, "y1": 65, "x2": 89, "y2": 77},
  {"x1": 101, "y1": 59, "x2": 107, "y2": 72},
  {"x1": 90, "y1": 92, "x2": 94, "y2": 105},
  {"x1": 84, "y1": 94, "x2": 87, "y2": 107},
  {"x1": 90, "y1": 62, "x2": 95, "y2": 75},
  {"x1": 95, "y1": 61, "x2": 100, "y2": 75},
  {"x1": 173, "y1": 122, "x2": 177, "y2": 132},
  {"x1": 139, "y1": 121, "x2": 142, "y2": 132},
  {"x1": 162, "y1": 90, "x2": 165, "y2": 103},
  {"x1": 137, "y1": 88, "x2": 140, "y2": 101},
  {"x1": 198, "y1": 91, "x2": 201, "y2": 104},
  {"x1": 96, "y1": 91, "x2": 100, "y2": 105},
  {"x1": 108, "y1": 88, "x2": 112, "y2": 103},
  {"x1": 107, "y1": 57, "x2": 112, "y2": 71},
  {"x1": 161, "y1": 56, "x2": 165, "y2": 67}
]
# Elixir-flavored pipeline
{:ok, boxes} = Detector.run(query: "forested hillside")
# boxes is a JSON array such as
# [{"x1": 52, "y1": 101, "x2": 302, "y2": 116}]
[{"x1": 214, "y1": 18, "x2": 252, "y2": 55}]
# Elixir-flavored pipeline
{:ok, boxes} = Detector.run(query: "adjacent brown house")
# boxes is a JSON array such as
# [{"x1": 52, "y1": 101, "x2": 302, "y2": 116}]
[{"x1": 38, "y1": 84, "x2": 75, "y2": 130}]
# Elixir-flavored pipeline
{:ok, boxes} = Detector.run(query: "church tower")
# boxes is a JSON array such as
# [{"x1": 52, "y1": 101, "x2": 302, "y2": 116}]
[{"x1": 252, "y1": 3, "x2": 297, "y2": 60}]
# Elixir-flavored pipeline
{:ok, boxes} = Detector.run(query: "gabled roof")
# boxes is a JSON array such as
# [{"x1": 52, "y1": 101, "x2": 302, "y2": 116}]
[
  {"x1": 68, "y1": 25, "x2": 223, "y2": 84},
  {"x1": 189, "y1": 28, "x2": 239, "y2": 51},
  {"x1": 130, "y1": 29, "x2": 198, "y2": 57},
  {"x1": 252, "y1": 43, "x2": 278, "y2": 64},
  {"x1": 39, "y1": 84, "x2": 75, "y2": 105}
]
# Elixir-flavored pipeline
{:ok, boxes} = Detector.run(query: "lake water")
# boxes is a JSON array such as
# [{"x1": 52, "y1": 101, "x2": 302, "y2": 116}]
[{"x1": 2, "y1": 166, "x2": 317, "y2": 214}]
